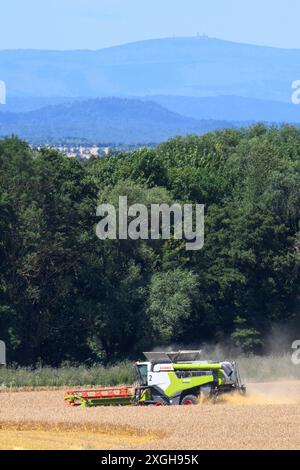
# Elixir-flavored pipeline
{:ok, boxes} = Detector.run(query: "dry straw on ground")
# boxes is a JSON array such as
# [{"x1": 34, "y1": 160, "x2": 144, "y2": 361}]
[{"x1": 0, "y1": 381, "x2": 300, "y2": 450}]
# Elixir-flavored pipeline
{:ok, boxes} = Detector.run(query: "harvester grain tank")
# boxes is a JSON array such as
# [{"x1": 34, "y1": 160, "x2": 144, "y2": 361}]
[{"x1": 65, "y1": 350, "x2": 246, "y2": 407}]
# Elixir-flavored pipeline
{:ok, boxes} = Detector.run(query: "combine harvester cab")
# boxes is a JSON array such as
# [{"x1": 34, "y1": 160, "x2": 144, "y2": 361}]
[{"x1": 65, "y1": 351, "x2": 246, "y2": 407}]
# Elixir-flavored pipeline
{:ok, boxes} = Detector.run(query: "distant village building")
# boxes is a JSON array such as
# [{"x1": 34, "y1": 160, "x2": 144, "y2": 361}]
[
  {"x1": 90, "y1": 146, "x2": 99, "y2": 156},
  {"x1": 30, "y1": 142, "x2": 143, "y2": 159}
]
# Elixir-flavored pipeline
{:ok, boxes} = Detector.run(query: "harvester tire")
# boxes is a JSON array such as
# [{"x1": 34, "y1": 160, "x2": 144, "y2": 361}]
[
  {"x1": 181, "y1": 394, "x2": 198, "y2": 405},
  {"x1": 153, "y1": 396, "x2": 168, "y2": 406}
]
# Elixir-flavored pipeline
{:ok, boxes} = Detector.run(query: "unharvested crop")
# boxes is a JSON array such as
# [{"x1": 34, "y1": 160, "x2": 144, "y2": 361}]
[{"x1": 0, "y1": 381, "x2": 300, "y2": 450}]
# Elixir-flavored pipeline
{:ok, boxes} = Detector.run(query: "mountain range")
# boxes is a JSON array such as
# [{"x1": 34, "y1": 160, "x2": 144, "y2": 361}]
[
  {"x1": 0, "y1": 37, "x2": 299, "y2": 101},
  {"x1": 1, "y1": 37, "x2": 300, "y2": 143}
]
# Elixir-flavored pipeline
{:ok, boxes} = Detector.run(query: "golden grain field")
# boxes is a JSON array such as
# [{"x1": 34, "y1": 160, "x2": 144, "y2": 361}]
[{"x1": 0, "y1": 381, "x2": 300, "y2": 450}]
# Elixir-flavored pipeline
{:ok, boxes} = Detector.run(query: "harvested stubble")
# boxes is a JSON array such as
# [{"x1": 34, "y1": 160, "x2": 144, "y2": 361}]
[{"x1": 0, "y1": 381, "x2": 300, "y2": 450}]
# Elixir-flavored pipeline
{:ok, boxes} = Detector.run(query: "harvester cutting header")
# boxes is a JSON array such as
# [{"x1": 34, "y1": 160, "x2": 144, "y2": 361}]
[{"x1": 65, "y1": 350, "x2": 246, "y2": 407}]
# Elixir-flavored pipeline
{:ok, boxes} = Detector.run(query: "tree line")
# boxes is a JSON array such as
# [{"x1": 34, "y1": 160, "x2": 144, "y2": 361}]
[{"x1": 0, "y1": 125, "x2": 299, "y2": 365}]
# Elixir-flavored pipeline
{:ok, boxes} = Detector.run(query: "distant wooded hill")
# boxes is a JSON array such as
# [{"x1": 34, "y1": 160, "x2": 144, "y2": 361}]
[{"x1": 0, "y1": 97, "x2": 236, "y2": 144}]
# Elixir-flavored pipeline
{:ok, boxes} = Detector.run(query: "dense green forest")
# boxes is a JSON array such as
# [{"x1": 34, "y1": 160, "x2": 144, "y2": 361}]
[{"x1": 0, "y1": 125, "x2": 299, "y2": 366}]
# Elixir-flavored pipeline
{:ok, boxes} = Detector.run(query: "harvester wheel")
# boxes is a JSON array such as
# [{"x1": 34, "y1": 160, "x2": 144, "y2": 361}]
[
  {"x1": 181, "y1": 394, "x2": 198, "y2": 405},
  {"x1": 153, "y1": 396, "x2": 168, "y2": 406}
]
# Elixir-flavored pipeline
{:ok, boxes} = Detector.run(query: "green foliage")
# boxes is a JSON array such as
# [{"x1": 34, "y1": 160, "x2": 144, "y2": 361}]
[
  {"x1": 0, "y1": 125, "x2": 299, "y2": 365},
  {"x1": 231, "y1": 328, "x2": 263, "y2": 354},
  {"x1": 0, "y1": 363, "x2": 134, "y2": 388},
  {"x1": 148, "y1": 269, "x2": 198, "y2": 343}
]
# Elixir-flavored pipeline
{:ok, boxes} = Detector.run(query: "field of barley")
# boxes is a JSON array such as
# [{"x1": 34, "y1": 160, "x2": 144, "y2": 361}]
[{"x1": 0, "y1": 381, "x2": 300, "y2": 450}]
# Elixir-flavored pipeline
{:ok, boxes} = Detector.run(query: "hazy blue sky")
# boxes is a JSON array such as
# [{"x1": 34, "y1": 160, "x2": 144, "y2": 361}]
[{"x1": 1, "y1": 0, "x2": 300, "y2": 50}]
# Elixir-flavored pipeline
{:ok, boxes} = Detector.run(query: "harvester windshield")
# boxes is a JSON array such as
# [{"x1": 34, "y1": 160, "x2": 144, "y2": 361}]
[{"x1": 136, "y1": 364, "x2": 148, "y2": 385}]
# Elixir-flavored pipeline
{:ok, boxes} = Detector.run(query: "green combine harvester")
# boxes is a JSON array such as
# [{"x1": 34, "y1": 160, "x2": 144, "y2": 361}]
[{"x1": 65, "y1": 351, "x2": 246, "y2": 407}]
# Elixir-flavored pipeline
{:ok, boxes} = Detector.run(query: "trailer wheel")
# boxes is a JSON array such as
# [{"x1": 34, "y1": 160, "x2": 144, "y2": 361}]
[{"x1": 181, "y1": 394, "x2": 198, "y2": 405}]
